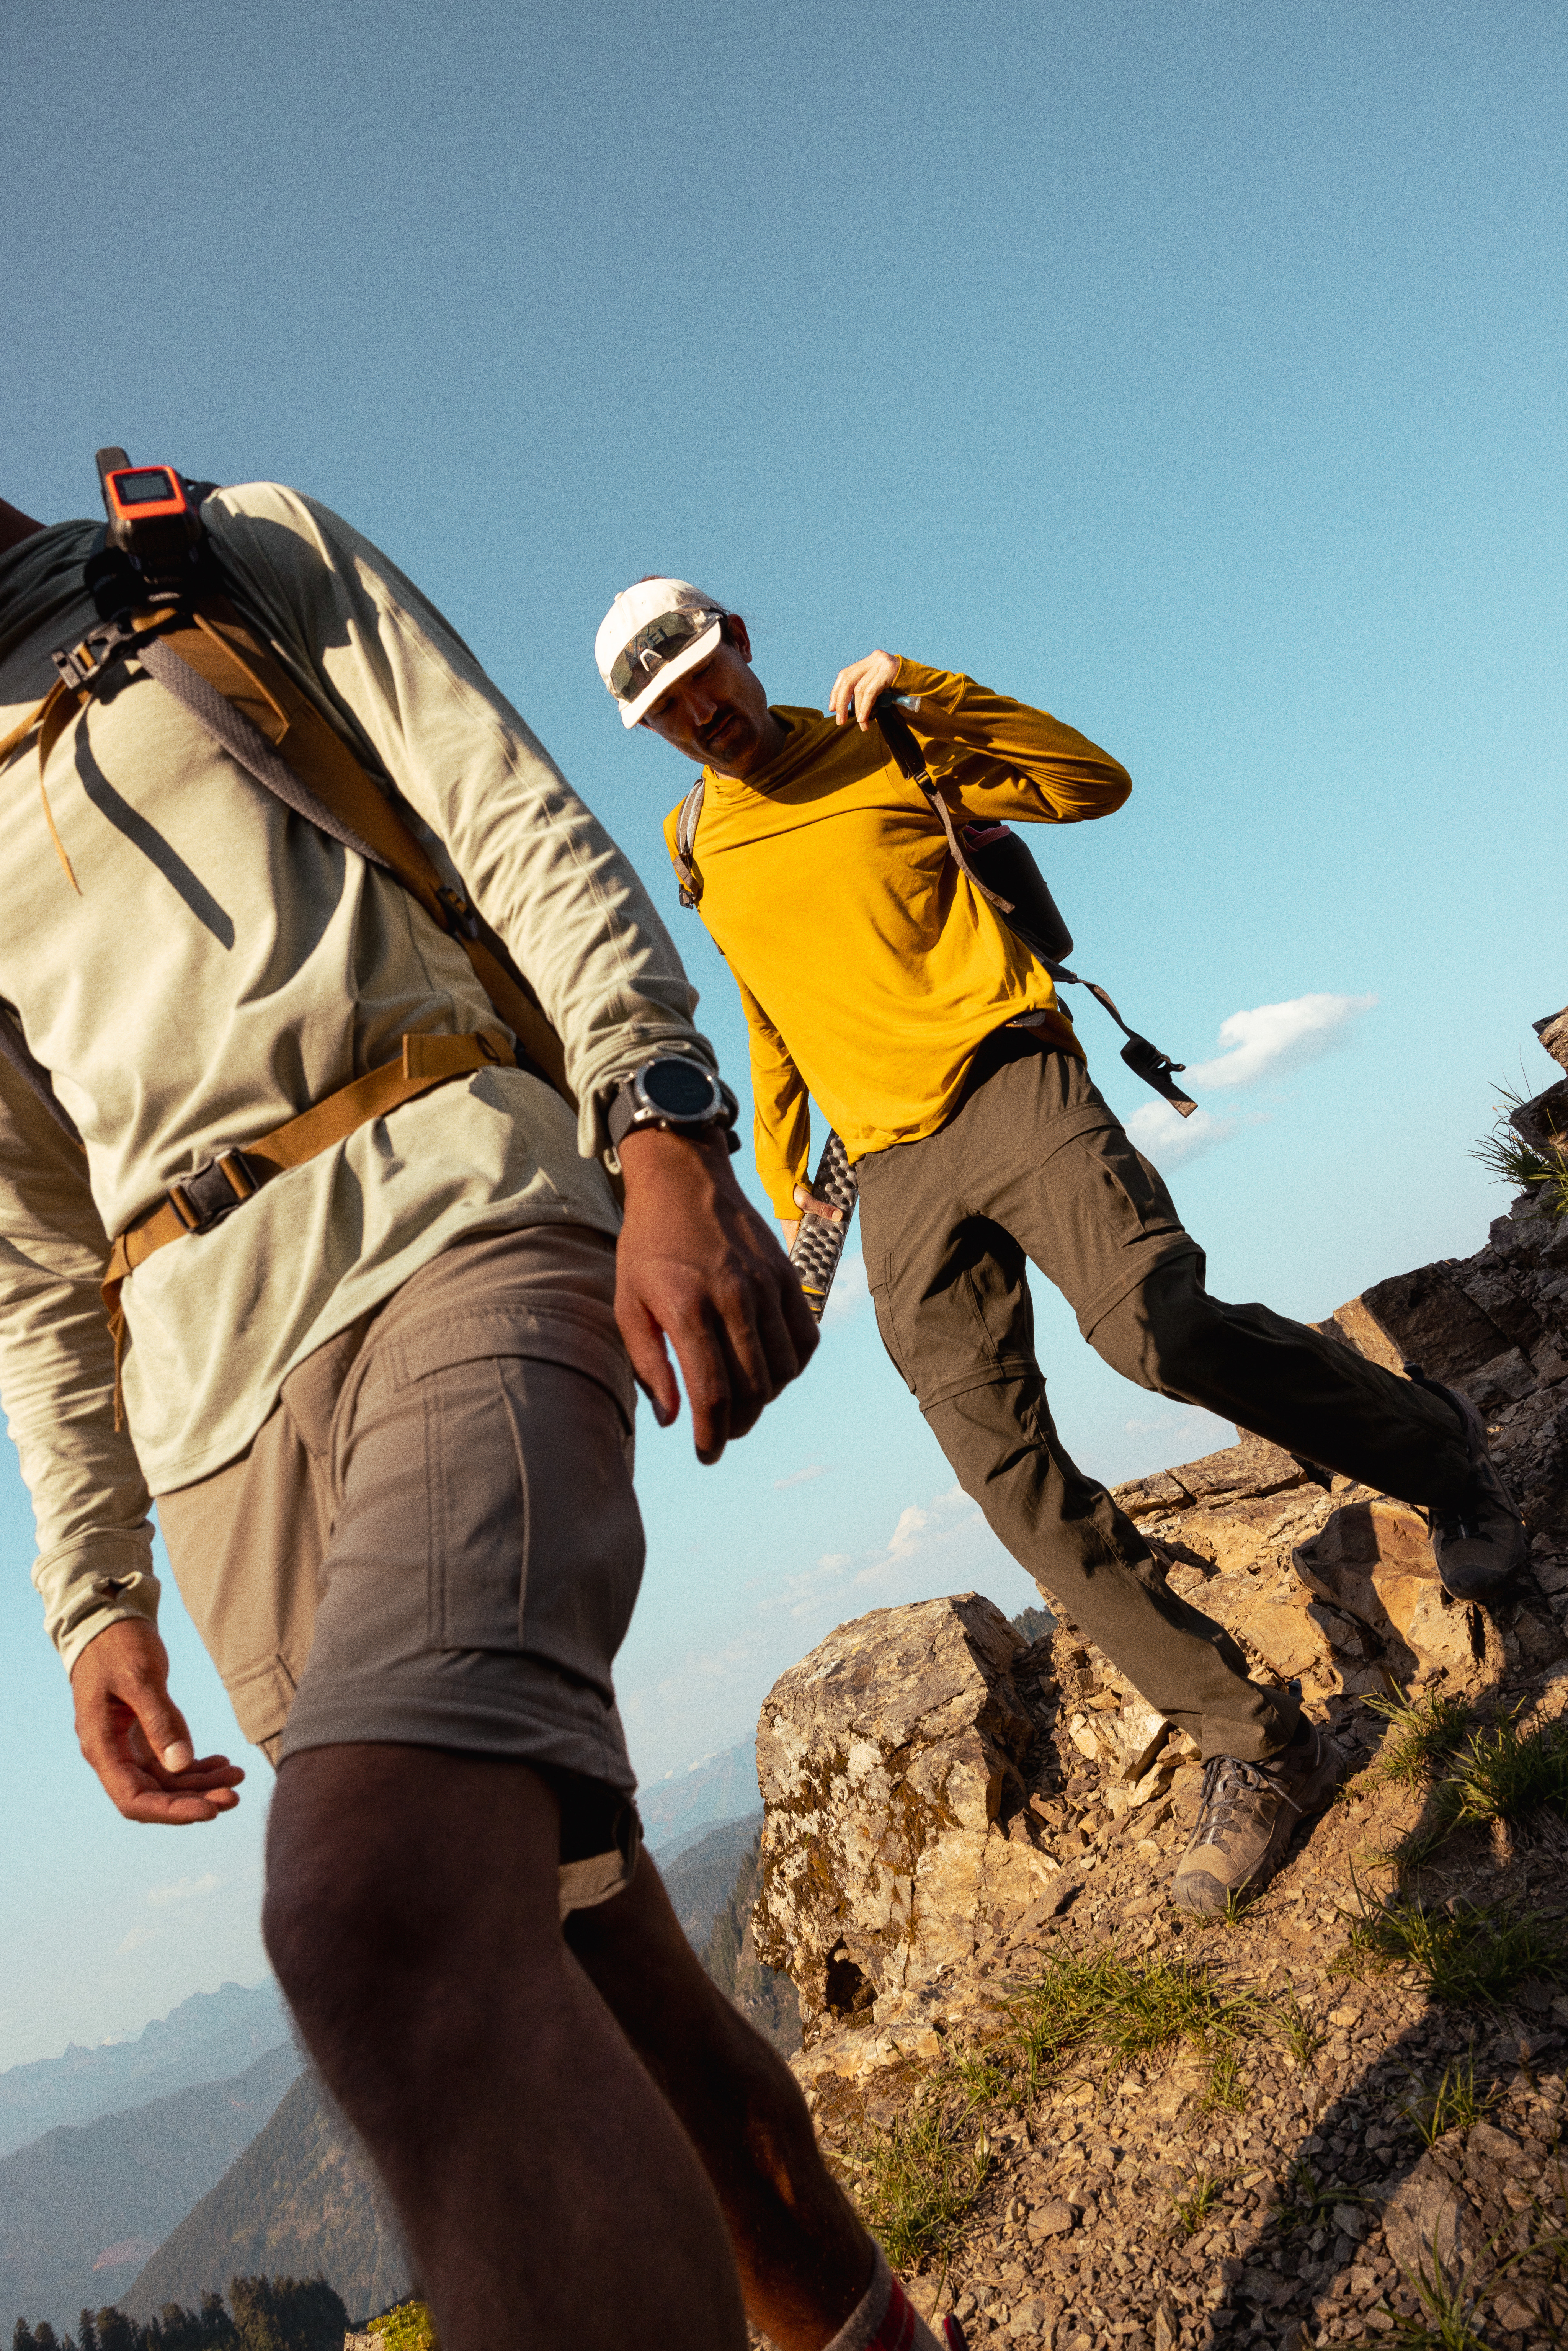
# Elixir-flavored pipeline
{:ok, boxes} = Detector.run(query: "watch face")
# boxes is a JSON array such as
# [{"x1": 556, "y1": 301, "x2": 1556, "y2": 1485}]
[{"x1": 642, "y1": 1059, "x2": 717, "y2": 1120}]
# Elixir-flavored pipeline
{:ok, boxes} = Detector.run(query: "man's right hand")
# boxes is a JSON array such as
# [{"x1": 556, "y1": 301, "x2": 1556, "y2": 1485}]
[{"x1": 71, "y1": 1619, "x2": 245, "y2": 1824}]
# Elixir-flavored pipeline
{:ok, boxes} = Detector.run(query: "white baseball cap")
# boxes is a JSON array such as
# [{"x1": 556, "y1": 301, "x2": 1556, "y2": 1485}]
[{"x1": 595, "y1": 577, "x2": 726, "y2": 727}]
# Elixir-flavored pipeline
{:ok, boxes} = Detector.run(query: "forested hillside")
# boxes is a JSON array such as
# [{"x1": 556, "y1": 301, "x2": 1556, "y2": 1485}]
[
  {"x1": 124, "y1": 2076, "x2": 408, "y2": 2326},
  {"x1": 0, "y1": 2044, "x2": 301, "y2": 2343}
]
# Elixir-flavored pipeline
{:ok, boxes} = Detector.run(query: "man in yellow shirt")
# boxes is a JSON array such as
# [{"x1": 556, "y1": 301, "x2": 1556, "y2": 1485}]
[{"x1": 595, "y1": 577, "x2": 1527, "y2": 1919}]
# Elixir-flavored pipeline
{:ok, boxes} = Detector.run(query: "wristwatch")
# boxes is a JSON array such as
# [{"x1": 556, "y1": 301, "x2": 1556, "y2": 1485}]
[{"x1": 608, "y1": 1057, "x2": 740, "y2": 1152}]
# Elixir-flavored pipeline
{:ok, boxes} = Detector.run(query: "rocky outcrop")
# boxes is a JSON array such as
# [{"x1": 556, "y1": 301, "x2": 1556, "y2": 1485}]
[{"x1": 753, "y1": 1594, "x2": 1060, "y2": 2039}]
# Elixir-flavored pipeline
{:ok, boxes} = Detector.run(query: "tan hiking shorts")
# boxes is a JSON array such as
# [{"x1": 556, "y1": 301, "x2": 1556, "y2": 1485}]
[{"x1": 157, "y1": 1222, "x2": 645, "y2": 1914}]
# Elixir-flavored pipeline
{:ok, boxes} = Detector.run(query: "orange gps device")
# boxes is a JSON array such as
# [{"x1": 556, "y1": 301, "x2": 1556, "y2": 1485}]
[
  {"x1": 90, "y1": 447, "x2": 207, "y2": 611},
  {"x1": 101, "y1": 465, "x2": 193, "y2": 532}
]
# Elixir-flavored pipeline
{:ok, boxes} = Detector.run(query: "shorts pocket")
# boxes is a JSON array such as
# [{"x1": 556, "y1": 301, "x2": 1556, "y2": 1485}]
[
  {"x1": 222, "y1": 1652, "x2": 299, "y2": 1749},
  {"x1": 425, "y1": 1354, "x2": 644, "y2": 1693}
]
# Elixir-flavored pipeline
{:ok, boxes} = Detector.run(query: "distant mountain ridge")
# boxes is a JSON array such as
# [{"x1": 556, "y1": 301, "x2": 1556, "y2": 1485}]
[
  {"x1": 0, "y1": 1983, "x2": 290, "y2": 2159},
  {"x1": 0, "y1": 2041, "x2": 301, "y2": 2343},
  {"x1": 640, "y1": 1740, "x2": 760, "y2": 1849},
  {"x1": 124, "y1": 2074, "x2": 408, "y2": 2326}
]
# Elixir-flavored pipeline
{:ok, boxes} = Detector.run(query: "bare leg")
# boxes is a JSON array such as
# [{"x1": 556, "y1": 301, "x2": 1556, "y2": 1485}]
[
  {"x1": 262, "y1": 1745, "x2": 747, "y2": 2351},
  {"x1": 567, "y1": 1852, "x2": 875, "y2": 2350}
]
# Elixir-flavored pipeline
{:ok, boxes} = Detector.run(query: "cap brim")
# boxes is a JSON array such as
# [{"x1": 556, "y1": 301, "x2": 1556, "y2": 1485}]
[{"x1": 618, "y1": 619, "x2": 723, "y2": 727}]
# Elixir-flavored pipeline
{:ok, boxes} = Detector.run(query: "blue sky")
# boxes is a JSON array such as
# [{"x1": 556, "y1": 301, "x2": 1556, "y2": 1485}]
[{"x1": 1, "y1": 0, "x2": 1563, "y2": 2067}]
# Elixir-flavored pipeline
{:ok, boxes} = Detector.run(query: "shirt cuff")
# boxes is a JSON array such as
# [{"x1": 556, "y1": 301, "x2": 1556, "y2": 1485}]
[{"x1": 43, "y1": 1533, "x2": 161, "y2": 1678}]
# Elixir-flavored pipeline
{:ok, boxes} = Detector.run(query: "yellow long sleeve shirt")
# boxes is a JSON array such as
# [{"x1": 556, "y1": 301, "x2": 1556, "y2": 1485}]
[{"x1": 662, "y1": 659, "x2": 1132, "y2": 1219}]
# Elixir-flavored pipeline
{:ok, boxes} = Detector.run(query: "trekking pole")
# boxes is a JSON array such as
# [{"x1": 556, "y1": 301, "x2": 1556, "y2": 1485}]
[{"x1": 786, "y1": 1131, "x2": 859, "y2": 1320}]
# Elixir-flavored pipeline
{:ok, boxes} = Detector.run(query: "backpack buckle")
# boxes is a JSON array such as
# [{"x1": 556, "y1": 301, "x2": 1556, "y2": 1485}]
[{"x1": 166, "y1": 1148, "x2": 263, "y2": 1235}]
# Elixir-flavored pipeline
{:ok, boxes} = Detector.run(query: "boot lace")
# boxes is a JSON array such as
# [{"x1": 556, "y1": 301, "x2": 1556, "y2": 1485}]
[{"x1": 1192, "y1": 1750, "x2": 1305, "y2": 1853}]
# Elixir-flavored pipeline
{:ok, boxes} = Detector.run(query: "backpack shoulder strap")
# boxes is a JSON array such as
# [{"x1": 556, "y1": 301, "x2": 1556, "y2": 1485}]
[
  {"x1": 673, "y1": 778, "x2": 706, "y2": 907},
  {"x1": 874, "y1": 699, "x2": 1017, "y2": 916},
  {"x1": 143, "y1": 598, "x2": 574, "y2": 1110}
]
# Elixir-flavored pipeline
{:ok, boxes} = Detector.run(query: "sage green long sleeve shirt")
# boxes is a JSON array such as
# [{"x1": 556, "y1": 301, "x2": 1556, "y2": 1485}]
[{"x1": 0, "y1": 485, "x2": 714, "y2": 1673}]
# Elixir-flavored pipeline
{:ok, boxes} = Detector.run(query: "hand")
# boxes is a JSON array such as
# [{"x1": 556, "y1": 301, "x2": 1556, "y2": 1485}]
[
  {"x1": 71, "y1": 1618, "x2": 245, "y2": 1825},
  {"x1": 779, "y1": 1182, "x2": 848, "y2": 1250},
  {"x1": 828, "y1": 650, "x2": 901, "y2": 730},
  {"x1": 614, "y1": 1126, "x2": 818, "y2": 1464}
]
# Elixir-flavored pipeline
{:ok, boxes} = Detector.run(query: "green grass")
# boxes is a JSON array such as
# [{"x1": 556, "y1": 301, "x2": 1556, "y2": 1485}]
[
  {"x1": 1365, "y1": 1698, "x2": 1568, "y2": 1869},
  {"x1": 1006, "y1": 1947, "x2": 1271, "y2": 2102},
  {"x1": 1447, "y1": 1717, "x2": 1568, "y2": 1828},
  {"x1": 1401, "y1": 2057, "x2": 1496, "y2": 2148},
  {"x1": 1343, "y1": 1893, "x2": 1568, "y2": 2006},
  {"x1": 839, "y1": 2103, "x2": 993, "y2": 2270},
  {"x1": 364, "y1": 2304, "x2": 437, "y2": 2351},
  {"x1": 950, "y1": 2047, "x2": 1009, "y2": 2109},
  {"x1": 1281, "y1": 1997, "x2": 1326, "y2": 2068},
  {"x1": 1203, "y1": 2047, "x2": 1247, "y2": 2113},
  {"x1": 1469, "y1": 1083, "x2": 1568, "y2": 1222},
  {"x1": 1361, "y1": 2243, "x2": 1501, "y2": 2350},
  {"x1": 1281, "y1": 2160, "x2": 1369, "y2": 2233},
  {"x1": 1366, "y1": 1691, "x2": 1475, "y2": 1792},
  {"x1": 1169, "y1": 2169, "x2": 1220, "y2": 2237}
]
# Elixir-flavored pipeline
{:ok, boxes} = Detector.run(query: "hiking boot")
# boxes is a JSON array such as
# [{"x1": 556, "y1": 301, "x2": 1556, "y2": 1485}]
[
  {"x1": 1171, "y1": 1719, "x2": 1345, "y2": 1918},
  {"x1": 1405, "y1": 1362, "x2": 1528, "y2": 1599}
]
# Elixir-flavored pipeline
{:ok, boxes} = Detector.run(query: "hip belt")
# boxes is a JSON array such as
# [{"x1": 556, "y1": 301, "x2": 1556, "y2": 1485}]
[{"x1": 102, "y1": 1027, "x2": 514, "y2": 1421}]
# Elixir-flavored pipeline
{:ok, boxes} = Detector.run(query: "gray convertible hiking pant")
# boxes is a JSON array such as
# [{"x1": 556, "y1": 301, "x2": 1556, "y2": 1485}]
[{"x1": 854, "y1": 1031, "x2": 1475, "y2": 1762}]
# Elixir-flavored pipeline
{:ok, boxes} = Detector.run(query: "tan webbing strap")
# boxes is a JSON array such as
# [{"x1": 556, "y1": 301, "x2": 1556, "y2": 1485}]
[
  {"x1": 150, "y1": 602, "x2": 574, "y2": 1108},
  {"x1": 101, "y1": 1028, "x2": 512, "y2": 1426},
  {"x1": 2, "y1": 680, "x2": 86, "y2": 892}
]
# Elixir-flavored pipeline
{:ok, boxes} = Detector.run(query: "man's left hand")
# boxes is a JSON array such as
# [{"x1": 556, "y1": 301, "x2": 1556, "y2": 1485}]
[{"x1": 614, "y1": 1127, "x2": 818, "y2": 1464}]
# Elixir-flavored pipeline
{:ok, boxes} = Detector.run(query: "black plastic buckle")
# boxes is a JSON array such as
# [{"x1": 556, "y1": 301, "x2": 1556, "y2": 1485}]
[
  {"x1": 434, "y1": 884, "x2": 480, "y2": 940},
  {"x1": 50, "y1": 613, "x2": 156, "y2": 695},
  {"x1": 166, "y1": 1149, "x2": 262, "y2": 1236}
]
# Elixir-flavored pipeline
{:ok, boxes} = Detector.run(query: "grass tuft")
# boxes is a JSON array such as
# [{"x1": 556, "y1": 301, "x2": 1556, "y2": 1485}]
[
  {"x1": 1366, "y1": 1691, "x2": 1475, "y2": 1792},
  {"x1": 1007, "y1": 1947, "x2": 1269, "y2": 2103},
  {"x1": 1401, "y1": 2056, "x2": 1496, "y2": 2148},
  {"x1": 1169, "y1": 2169, "x2": 1219, "y2": 2237},
  {"x1": 1343, "y1": 1893, "x2": 1568, "y2": 2006},
  {"x1": 1446, "y1": 1716, "x2": 1568, "y2": 1828},
  {"x1": 1203, "y1": 2047, "x2": 1247, "y2": 2113},
  {"x1": 1281, "y1": 1997, "x2": 1326, "y2": 2068},
  {"x1": 1362, "y1": 2243, "x2": 1499, "y2": 2349},
  {"x1": 1469, "y1": 1081, "x2": 1568, "y2": 1221},
  {"x1": 840, "y1": 2103, "x2": 993, "y2": 2270}
]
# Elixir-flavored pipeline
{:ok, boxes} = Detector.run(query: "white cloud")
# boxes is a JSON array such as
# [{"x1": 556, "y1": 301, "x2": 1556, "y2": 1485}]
[
  {"x1": 117, "y1": 1925, "x2": 157, "y2": 1955},
  {"x1": 145, "y1": 1872, "x2": 222, "y2": 1908},
  {"x1": 1186, "y1": 993, "x2": 1376, "y2": 1091},
  {"x1": 773, "y1": 1463, "x2": 828, "y2": 1490},
  {"x1": 854, "y1": 1485, "x2": 985, "y2": 1589},
  {"x1": 821, "y1": 1248, "x2": 869, "y2": 1327},
  {"x1": 1124, "y1": 1100, "x2": 1236, "y2": 1170}
]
